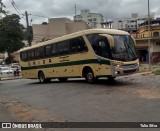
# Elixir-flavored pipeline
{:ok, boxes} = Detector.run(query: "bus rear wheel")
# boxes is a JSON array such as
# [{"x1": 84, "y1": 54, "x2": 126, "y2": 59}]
[
  {"x1": 38, "y1": 71, "x2": 51, "y2": 83},
  {"x1": 58, "y1": 78, "x2": 68, "y2": 82}
]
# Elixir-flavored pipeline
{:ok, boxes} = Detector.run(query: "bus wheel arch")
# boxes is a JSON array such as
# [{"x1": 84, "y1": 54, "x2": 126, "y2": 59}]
[{"x1": 82, "y1": 66, "x2": 97, "y2": 83}]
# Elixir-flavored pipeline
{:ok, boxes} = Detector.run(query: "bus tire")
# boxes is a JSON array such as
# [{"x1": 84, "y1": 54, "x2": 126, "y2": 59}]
[
  {"x1": 85, "y1": 69, "x2": 97, "y2": 83},
  {"x1": 58, "y1": 78, "x2": 68, "y2": 82},
  {"x1": 38, "y1": 71, "x2": 46, "y2": 83}
]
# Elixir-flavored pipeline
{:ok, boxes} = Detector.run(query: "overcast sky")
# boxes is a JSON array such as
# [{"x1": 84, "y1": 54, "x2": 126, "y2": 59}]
[{"x1": 3, "y1": 0, "x2": 160, "y2": 26}]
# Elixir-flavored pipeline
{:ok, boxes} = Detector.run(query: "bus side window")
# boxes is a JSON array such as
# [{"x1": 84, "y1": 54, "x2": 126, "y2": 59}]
[
  {"x1": 28, "y1": 50, "x2": 35, "y2": 61},
  {"x1": 35, "y1": 47, "x2": 45, "y2": 59},
  {"x1": 58, "y1": 40, "x2": 70, "y2": 55},
  {"x1": 52, "y1": 44, "x2": 58, "y2": 56},
  {"x1": 76, "y1": 37, "x2": 87, "y2": 52},
  {"x1": 98, "y1": 39, "x2": 109, "y2": 58},
  {"x1": 70, "y1": 39, "x2": 77, "y2": 53},
  {"x1": 20, "y1": 51, "x2": 28, "y2": 61},
  {"x1": 45, "y1": 45, "x2": 52, "y2": 57},
  {"x1": 86, "y1": 34, "x2": 111, "y2": 58}
]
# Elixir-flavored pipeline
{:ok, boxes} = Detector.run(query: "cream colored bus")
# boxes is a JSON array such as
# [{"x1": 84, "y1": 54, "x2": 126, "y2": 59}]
[{"x1": 19, "y1": 29, "x2": 139, "y2": 83}]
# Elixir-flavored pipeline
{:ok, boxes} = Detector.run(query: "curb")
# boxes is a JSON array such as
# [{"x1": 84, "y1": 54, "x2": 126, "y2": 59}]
[
  {"x1": 0, "y1": 76, "x2": 22, "y2": 81},
  {"x1": 135, "y1": 71, "x2": 153, "y2": 75}
]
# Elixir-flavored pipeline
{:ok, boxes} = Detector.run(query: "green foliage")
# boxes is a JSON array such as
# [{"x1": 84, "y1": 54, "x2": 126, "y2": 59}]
[
  {"x1": 152, "y1": 65, "x2": 160, "y2": 75},
  {"x1": 0, "y1": 14, "x2": 25, "y2": 55}
]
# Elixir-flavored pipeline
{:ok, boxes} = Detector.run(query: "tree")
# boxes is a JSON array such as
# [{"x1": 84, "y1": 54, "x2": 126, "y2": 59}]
[{"x1": 0, "y1": 14, "x2": 25, "y2": 63}]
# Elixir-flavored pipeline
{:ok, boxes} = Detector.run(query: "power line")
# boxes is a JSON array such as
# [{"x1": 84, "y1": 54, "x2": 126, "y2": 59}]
[{"x1": 10, "y1": 0, "x2": 23, "y2": 16}]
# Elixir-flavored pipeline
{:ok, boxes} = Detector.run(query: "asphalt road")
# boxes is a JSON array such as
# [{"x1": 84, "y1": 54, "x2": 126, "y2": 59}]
[{"x1": 0, "y1": 74, "x2": 160, "y2": 131}]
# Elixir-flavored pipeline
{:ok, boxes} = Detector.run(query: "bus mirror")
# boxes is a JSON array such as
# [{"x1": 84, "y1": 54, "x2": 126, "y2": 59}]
[
  {"x1": 99, "y1": 34, "x2": 114, "y2": 48},
  {"x1": 131, "y1": 36, "x2": 136, "y2": 45}
]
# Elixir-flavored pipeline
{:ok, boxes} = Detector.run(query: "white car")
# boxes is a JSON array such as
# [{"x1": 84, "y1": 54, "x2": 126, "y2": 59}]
[
  {"x1": 10, "y1": 65, "x2": 21, "y2": 73},
  {"x1": 0, "y1": 67, "x2": 14, "y2": 80}
]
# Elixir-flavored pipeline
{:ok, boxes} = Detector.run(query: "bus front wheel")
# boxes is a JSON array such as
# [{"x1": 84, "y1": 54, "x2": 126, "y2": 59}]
[{"x1": 85, "y1": 69, "x2": 97, "y2": 83}]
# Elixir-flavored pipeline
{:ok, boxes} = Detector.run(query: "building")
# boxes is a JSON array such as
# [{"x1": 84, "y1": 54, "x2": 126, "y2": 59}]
[
  {"x1": 32, "y1": 18, "x2": 89, "y2": 44},
  {"x1": 74, "y1": 9, "x2": 104, "y2": 28},
  {"x1": 111, "y1": 13, "x2": 160, "y2": 63},
  {"x1": 112, "y1": 13, "x2": 155, "y2": 37},
  {"x1": 136, "y1": 19, "x2": 160, "y2": 63}
]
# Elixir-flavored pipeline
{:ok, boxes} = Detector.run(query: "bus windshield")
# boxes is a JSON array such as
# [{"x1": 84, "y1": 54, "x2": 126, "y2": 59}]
[{"x1": 110, "y1": 35, "x2": 138, "y2": 61}]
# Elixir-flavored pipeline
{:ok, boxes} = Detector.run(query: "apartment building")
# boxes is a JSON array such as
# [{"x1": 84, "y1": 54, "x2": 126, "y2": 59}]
[
  {"x1": 74, "y1": 9, "x2": 104, "y2": 28},
  {"x1": 112, "y1": 13, "x2": 155, "y2": 37}
]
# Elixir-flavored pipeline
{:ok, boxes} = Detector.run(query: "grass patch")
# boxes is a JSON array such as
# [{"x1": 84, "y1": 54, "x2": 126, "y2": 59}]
[
  {"x1": 139, "y1": 64, "x2": 160, "y2": 75},
  {"x1": 152, "y1": 68, "x2": 160, "y2": 75}
]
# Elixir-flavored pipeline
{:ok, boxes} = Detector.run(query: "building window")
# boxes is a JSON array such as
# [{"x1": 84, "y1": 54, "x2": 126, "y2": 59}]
[
  {"x1": 88, "y1": 19, "x2": 92, "y2": 22},
  {"x1": 93, "y1": 18, "x2": 97, "y2": 21},
  {"x1": 153, "y1": 32, "x2": 159, "y2": 37}
]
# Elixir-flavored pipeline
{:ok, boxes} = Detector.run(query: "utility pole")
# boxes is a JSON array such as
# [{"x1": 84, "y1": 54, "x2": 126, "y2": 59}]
[
  {"x1": 136, "y1": 19, "x2": 138, "y2": 38},
  {"x1": 75, "y1": 4, "x2": 77, "y2": 16},
  {"x1": 25, "y1": 11, "x2": 31, "y2": 46},
  {"x1": 148, "y1": 0, "x2": 151, "y2": 68}
]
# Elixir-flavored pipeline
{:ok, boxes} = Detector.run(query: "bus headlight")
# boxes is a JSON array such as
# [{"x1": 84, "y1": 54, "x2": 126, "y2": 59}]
[{"x1": 112, "y1": 63, "x2": 121, "y2": 68}]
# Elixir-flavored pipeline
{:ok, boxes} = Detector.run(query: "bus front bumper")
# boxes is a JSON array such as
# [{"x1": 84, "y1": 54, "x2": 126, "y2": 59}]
[{"x1": 111, "y1": 63, "x2": 139, "y2": 77}]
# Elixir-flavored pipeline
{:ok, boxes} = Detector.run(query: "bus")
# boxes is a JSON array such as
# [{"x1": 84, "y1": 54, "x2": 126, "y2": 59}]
[{"x1": 19, "y1": 29, "x2": 139, "y2": 83}]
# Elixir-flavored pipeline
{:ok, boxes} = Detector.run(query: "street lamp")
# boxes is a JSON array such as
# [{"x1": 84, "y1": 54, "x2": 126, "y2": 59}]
[{"x1": 148, "y1": 0, "x2": 151, "y2": 68}]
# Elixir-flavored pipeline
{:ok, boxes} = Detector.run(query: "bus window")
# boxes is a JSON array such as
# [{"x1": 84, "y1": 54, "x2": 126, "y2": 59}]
[
  {"x1": 70, "y1": 39, "x2": 77, "y2": 53},
  {"x1": 86, "y1": 34, "x2": 110, "y2": 58},
  {"x1": 51, "y1": 44, "x2": 58, "y2": 56},
  {"x1": 35, "y1": 47, "x2": 45, "y2": 59},
  {"x1": 28, "y1": 50, "x2": 35, "y2": 60},
  {"x1": 45, "y1": 45, "x2": 52, "y2": 57},
  {"x1": 58, "y1": 40, "x2": 70, "y2": 55},
  {"x1": 98, "y1": 39, "x2": 109, "y2": 58},
  {"x1": 70, "y1": 37, "x2": 88, "y2": 53},
  {"x1": 20, "y1": 51, "x2": 28, "y2": 61},
  {"x1": 77, "y1": 37, "x2": 87, "y2": 52}
]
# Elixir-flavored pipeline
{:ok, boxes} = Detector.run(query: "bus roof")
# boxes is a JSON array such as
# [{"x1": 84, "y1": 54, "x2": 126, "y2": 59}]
[{"x1": 19, "y1": 29, "x2": 130, "y2": 52}]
